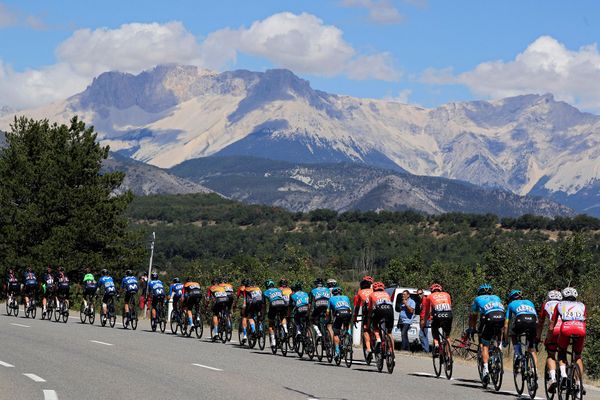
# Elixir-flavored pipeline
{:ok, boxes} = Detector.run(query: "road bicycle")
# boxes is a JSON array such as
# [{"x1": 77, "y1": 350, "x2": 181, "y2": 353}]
[
  {"x1": 41, "y1": 289, "x2": 56, "y2": 320},
  {"x1": 24, "y1": 293, "x2": 37, "y2": 319},
  {"x1": 512, "y1": 334, "x2": 538, "y2": 399},
  {"x1": 122, "y1": 294, "x2": 138, "y2": 330},
  {"x1": 291, "y1": 314, "x2": 314, "y2": 359},
  {"x1": 54, "y1": 294, "x2": 69, "y2": 323},
  {"x1": 477, "y1": 334, "x2": 504, "y2": 392},
  {"x1": 557, "y1": 336, "x2": 585, "y2": 400},
  {"x1": 100, "y1": 295, "x2": 117, "y2": 328},
  {"x1": 375, "y1": 318, "x2": 395, "y2": 373},
  {"x1": 6, "y1": 292, "x2": 19, "y2": 317},
  {"x1": 271, "y1": 312, "x2": 288, "y2": 356},
  {"x1": 151, "y1": 298, "x2": 167, "y2": 333},
  {"x1": 246, "y1": 310, "x2": 266, "y2": 350},
  {"x1": 334, "y1": 324, "x2": 353, "y2": 368},
  {"x1": 182, "y1": 302, "x2": 203, "y2": 339},
  {"x1": 313, "y1": 313, "x2": 333, "y2": 363},
  {"x1": 79, "y1": 295, "x2": 96, "y2": 325},
  {"x1": 432, "y1": 325, "x2": 453, "y2": 379},
  {"x1": 170, "y1": 303, "x2": 183, "y2": 335}
]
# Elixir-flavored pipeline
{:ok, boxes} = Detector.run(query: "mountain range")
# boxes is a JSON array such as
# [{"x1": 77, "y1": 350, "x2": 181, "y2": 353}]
[{"x1": 0, "y1": 64, "x2": 597, "y2": 216}]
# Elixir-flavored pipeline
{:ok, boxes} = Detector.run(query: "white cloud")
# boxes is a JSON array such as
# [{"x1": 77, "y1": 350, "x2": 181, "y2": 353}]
[
  {"x1": 386, "y1": 88, "x2": 412, "y2": 103},
  {"x1": 423, "y1": 36, "x2": 600, "y2": 111},
  {"x1": 0, "y1": 3, "x2": 18, "y2": 27},
  {"x1": 0, "y1": 3, "x2": 47, "y2": 30},
  {"x1": 346, "y1": 52, "x2": 401, "y2": 81},
  {"x1": 340, "y1": 0, "x2": 411, "y2": 25}
]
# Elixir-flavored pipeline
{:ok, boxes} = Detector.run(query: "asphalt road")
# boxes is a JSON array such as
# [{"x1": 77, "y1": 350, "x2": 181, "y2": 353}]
[{"x1": 1, "y1": 311, "x2": 598, "y2": 400}]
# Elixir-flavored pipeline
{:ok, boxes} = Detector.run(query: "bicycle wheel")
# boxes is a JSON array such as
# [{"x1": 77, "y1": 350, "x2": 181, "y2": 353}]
[
  {"x1": 525, "y1": 351, "x2": 538, "y2": 399},
  {"x1": 544, "y1": 364, "x2": 556, "y2": 400},
  {"x1": 297, "y1": 334, "x2": 305, "y2": 358},
  {"x1": 363, "y1": 336, "x2": 373, "y2": 366},
  {"x1": 13, "y1": 300, "x2": 18, "y2": 317},
  {"x1": 315, "y1": 334, "x2": 324, "y2": 362},
  {"x1": 433, "y1": 344, "x2": 442, "y2": 377},
  {"x1": 195, "y1": 311, "x2": 203, "y2": 339},
  {"x1": 514, "y1": 355, "x2": 525, "y2": 395},
  {"x1": 130, "y1": 307, "x2": 138, "y2": 330},
  {"x1": 5, "y1": 299, "x2": 10, "y2": 316},
  {"x1": 492, "y1": 348, "x2": 504, "y2": 392},
  {"x1": 570, "y1": 363, "x2": 584, "y2": 400},
  {"x1": 101, "y1": 312, "x2": 107, "y2": 327},
  {"x1": 54, "y1": 304, "x2": 60, "y2": 321},
  {"x1": 89, "y1": 306, "x2": 95, "y2": 325},
  {"x1": 325, "y1": 331, "x2": 334, "y2": 364},
  {"x1": 376, "y1": 344, "x2": 384, "y2": 372},
  {"x1": 444, "y1": 339, "x2": 453, "y2": 380},
  {"x1": 477, "y1": 347, "x2": 487, "y2": 388},
  {"x1": 335, "y1": 340, "x2": 343, "y2": 366},
  {"x1": 306, "y1": 330, "x2": 316, "y2": 360},
  {"x1": 280, "y1": 327, "x2": 288, "y2": 357},
  {"x1": 226, "y1": 315, "x2": 233, "y2": 342},
  {"x1": 385, "y1": 335, "x2": 395, "y2": 373},
  {"x1": 170, "y1": 310, "x2": 179, "y2": 334},
  {"x1": 219, "y1": 319, "x2": 227, "y2": 343},
  {"x1": 258, "y1": 322, "x2": 266, "y2": 350},
  {"x1": 80, "y1": 303, "x2": 86, "y2": 323},
  {"x1": 159, "y1": 306, "x2": 166, "y2": 333},
  {"x1": 30, "y1": 302, "x2": 37, "y2": 319},
  {"x1": 62, "y1": 303, "x2": 68, "y2": 323},
  {"x1": 344, "y1": 334, "x2": 353, "y2": 368}
]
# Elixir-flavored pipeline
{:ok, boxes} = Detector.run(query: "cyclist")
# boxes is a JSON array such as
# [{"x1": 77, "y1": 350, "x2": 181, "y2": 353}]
[
  {"x1": 537, "y1": 290, "x2": 563, "y2": 392},
  {"x1": 353, "y1": 275, "x2": 374, "y2": 358},
  {"x1": 421, "y1": 283, "x2": 453, "y2": 357},
  {"x1": 504, "y1": 289, "x2": 538, "y2": 374},
  {"x1": 148, "y1": 272, "x2": 166, "y2": 322},
  {"x1": 41, "y1": 266, "x2": 56, "y2": 315},
  {"x1": 22, "y1": 266, "x2": 37, "y2": 311},
  {"x1": 550, "y1": 287, "x2": 587, "y2": 391},
  {"x1": 280, "y1": 278, "x2": 292, "y2": 313},
  {"x1": 290, "y1": 282, "x2": 309, "y2": 339},
  {"x1": 5, "y1": 267, "x2": 20, "y2": 307},
  {"x1": 168, "y1": 277, "x2": 184, "y2": 314},
  {"x1": 219, "y1": 277, "x2": 235, "y2": 320},
  {"x1": 121, "y1": 270, "x2": 139, "y2": 322},
  {"x1": 55, "y1": 267, "x2": 71, "y2": 310},
  {"x1": 367, "y1": 281, "x2": 394, "y2": 352},
  {"x1": 326, "y1": 278, "x2": 338, "y2": 293},
  {"x1": 468, "y1": 283, "x2": 505, "y2": 385},
  {"x1": 183, "y1": 277, "x2": 202, "y2": 327},
  {"x1": 98, "y1": 269, "x2": 117, "y2": 316},
  {"x1": 235, "y1": 278, "x2": 249, "y2": 342},
  {"x1": 237, "y1": 279, "x2": 263, "y2": 342},
  {"x1": 206, "y1": 277, "x2": 229, "y2": 339},
  {"x1": 309, "y1": 277, "x2": 331, "y2": 338},
  {"x1": 82, "y1": 268, "x2": 97, "y2": 309},
  {"x1": 329, "y1": 286, "x2": 352, "y2": 360},
  {"x1": 263, "y1": 279, "x2": 287, "y2": 351}
]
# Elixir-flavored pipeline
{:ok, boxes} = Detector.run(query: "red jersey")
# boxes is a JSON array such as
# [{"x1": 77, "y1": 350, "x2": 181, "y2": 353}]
[{"x1": 368, "y1": 290, "x2": 392, "y2": 312}]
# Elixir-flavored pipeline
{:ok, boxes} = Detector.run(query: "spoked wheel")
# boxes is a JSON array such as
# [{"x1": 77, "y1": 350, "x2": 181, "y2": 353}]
[
  {"x1": 525, "y1": 352, "x2": 538, "y2": 399},
  {"x1": 280, "y1": 328, "x2": 288, "y2": 357},
  {"x1": 363, "y1": 338, "x2": 372, "y2": 366},
  {"x1": 159, "y1": 308, "x2": 166, "y2": 333},
  {"x1": 296, "y1": 334, "x2": 305, "y2": 358},
  {"x1": 130, "y1": 309, "x2": 138, "y2": 330},
  {"x1": 376, "y1": 346, "x2": 384, "y2": 372},
  {"x1": 54, "y1": 305, "x2": 60, "y2": 322},
  {"x1": 385, "y1": 335, "x2": 395, "y2": 373},
  {"x1": 491, "y1": 348, "x2": 504, "y2": 392},
  {"x1": 30, "y1": 303, "x2": 36, "y2": 319},
  {"x1": 238, "y1": 322, "x2": 244, "y2": 346},
  {"x1": 100, "y1": 312, "x2": 107, "y2": 327},
  {"x1": 62, "y1": 304, "x2": 68, "y2": 323},
  {"x1": 109, "y1": 313, "x2": 116, "y2": 328},
  {"x1": 195, "y1": 313, "x2": 203, "y2": 339},
  {"x1": 225, "y1": 316, "x2": 233, "y2": 342},
  {"x1": 433, "y1": 344, "x2": 443, "y2": 377},
  {"x1": 80, "y1": 303, "x2": 86, "y2": 323},
  {"x1": 170, "y1": 310, "x2": 179, "y2": 335},
  {"x1": 306, "y1": 331, "x2": 315, "y2": 360},
  {"x1": 514, "y1": 355, "x2": 525, "y2": 396},
  {"x1": 24, "y1": 303, "x2": 29, "y2": 318},
  {"x1": 344, "y1": 335, "x2": 353, "y2": 368},
  {"x1": 478, "y1": 348, "x2": 487, "y2": 388},
  {"x1": 5, "y1": 299, "x2": 10, "y2": 316},
  {"x1": 443, "y1": 339, "x2": 453, "y2": 380},
  {"x1": 544, "y1": 364, "x2": 556, "y2": 400},
  {"x1": 248, "y1": 332, "x2": 257, "y2": 349},
  {"x1": 258, "y1": 324, "x2": 266, "y2": 350},
  {"x1": 219, "y1": 319, "x2": 227, "y2": 343},
  {"x1": 315, "y1": 335, "x2": 324, "y2": 362},
  {"x1": 122, "y1": 314, "x2": 128, "y2": 329},
  {"x1": 13, "y1": 300, "x2": 18, "y2": 317},
  {"x1": 89, "y1": 307, "x2": 95, "y2": 325}
]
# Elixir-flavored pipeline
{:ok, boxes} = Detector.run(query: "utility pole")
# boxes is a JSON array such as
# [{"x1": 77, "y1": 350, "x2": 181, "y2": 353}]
[{"x1": 143, "y1": 231, "x2": 155, "y2": 319}]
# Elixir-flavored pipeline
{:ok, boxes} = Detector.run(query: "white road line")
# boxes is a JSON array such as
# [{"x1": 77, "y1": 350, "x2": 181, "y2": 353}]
[
  {"x1": 90, "y1": 340, "x2": 113, "y2": 346},
  {"x1": 192, "y1": 363, "x2": 223, "y2": 372},
  {"x1": 0, "y1": 360, "x2": 15, "y2": 368},
  {"x1": 43, "y1": 390, "x2": 58, "y2": 400},
  {"x1": 23, "y1": 373, "x2": 46, "y2": 382},
  {"x1": 10, "y1": 322, "x2": 30, "y2": 328}
]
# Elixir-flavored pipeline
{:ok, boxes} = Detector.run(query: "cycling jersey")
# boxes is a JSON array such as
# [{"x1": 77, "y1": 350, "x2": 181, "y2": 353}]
[
  {"x1": 471, "y1": 295, "x2": 504, "y2": 315},
  {"x1": 290, "y1": 291, "x2": 309, "y2": 312},
  {"x1": 207, "y1": 284, "x2": 228, "y2": 303},
  {"x1": 540, "y1": 300, "x2": 562, "y2": 351},
  {"x1": 82, "y1": 274, "x2": 97, "y2": 294},
  {"x1": 56, "y1": 272, "x2": 70, "y2": 297},
  {"x1": 368, "y1": 291, "x2": 393, "y2": 312},
  {"x1": 280, "y1": 286, "x2": 292, "y2": 305},
  {"x1": 329, "y1": 295, "x2": 352, "y2": 313},
  {"x1": 552, "y1": 301, "x2": 587, "y2": 353},
  {"x1": 98, "y1": 276, "x2": 116, "y2": 303},
  {"x1": 427, "y1": 291, "x2": 452, "y2": 315},
  {"x1": 423, "y1": 291, "x2": 453, "y2": 341},
  {"x1": 183, "y1": 282, "x2": 201, "y2": 308},
  {"x1": 23, "y1": 271, "x2": 37, "y2": 286},
  {"x1": 42, "y1": 273, "x2": 56, "y2": 293},
  {"x1": 121, "y1": 276, "x2": 139, "y2": 293},
  {"x1": 507, "y1": 299, "x2": 537, "y2": 347},
  {"x1": 6, "y1": 273, "x2": 19, "y2": 293},
  {"x1": 310, "y1": 287, "x2": 331, "y2": 308},
  {"x1": 169, "y1": 283, "x2": 184, "y2": 298},
  {"x1": 472, "y1": 295, "x2": 504, "y2": 345},
  {"x1": 148, "y1": 279, "x2": 165, "y2": 298},
  {"x1": 264, "y1": 287, "x2": 286, "y2": 321},
  {"x1": 242, "y1": 286, "x2": 263, "y2": 317},
  {"x1": 219, "y1": 282, "x2": 234, "y2": 298},
  {"x1": 368, "y1": 291, "x2": 394, "y2": 330},
  {"x1": 330, "y1": 295, "x2": 352, "y2": 335},
  {"x1": 506, "y1": 300, "x2": 537, "y2": 319}
]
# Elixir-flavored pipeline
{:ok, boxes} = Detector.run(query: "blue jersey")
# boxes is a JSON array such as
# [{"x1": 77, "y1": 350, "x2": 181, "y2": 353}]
[
  {"x1": 23, "y1": 271, "x2": 37, "y2": 286},
  {"x1": 148, "y1": 280, "x2": 165, "y2": 296},
  {"x1": 169, "y1": 283, "x2": 184, "y2": 298},
  {"x1": 121, "y1": 276, "x2": 138, "y2": 292},
  {"x1": 506, "y1": 299, "x2": 537, "y2": 320},
  {"x1": 329, "y1": 295, "x2": 352, "y2": 312},
  {"x1": 291, "y1": 291, "x2": 309, "y2": 309},
  {"x1": 471, "y1": 295, "x2": 504, "y2": 315},
  {"x1": 264, "y1": 287, "x2": 285, "y2": 306},
  {"x1": 310, "y1": 287, "x2": 331, "y2": 306},
  {"x1": 98, "y1": 276, "x2": 116, "y2": 293}
]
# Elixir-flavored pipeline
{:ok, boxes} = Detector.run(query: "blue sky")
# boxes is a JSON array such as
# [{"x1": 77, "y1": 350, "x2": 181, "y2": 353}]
[{"x1": 2, "y1": 0, "x2": 600, "y2": 111}]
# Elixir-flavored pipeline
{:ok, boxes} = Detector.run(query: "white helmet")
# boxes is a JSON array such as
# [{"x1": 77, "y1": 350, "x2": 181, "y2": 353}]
[
  {"x1": 547, "y1": 290, "x2": 562, "y2": 301},
  {"x1": 561, "y1": 287, "x2": 578, "y2": 300}
]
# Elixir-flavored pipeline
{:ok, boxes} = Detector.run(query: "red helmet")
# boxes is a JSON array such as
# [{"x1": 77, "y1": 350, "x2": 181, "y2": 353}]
[
  {"x1": 430, "y1": 283, "x2": 443, "y2": 292},
  {"x1": 372, "y1": 281, "x2": 385, "y2": 291},
  {"x1": 361, "y1": 275, "x2": 374, "y2": 284}
]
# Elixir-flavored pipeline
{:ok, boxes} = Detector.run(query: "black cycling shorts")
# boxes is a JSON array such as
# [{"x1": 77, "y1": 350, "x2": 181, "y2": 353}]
[
  {"x1": 8, "y1": 283, "x2": 20, "y2": 295},
  {"x1": 102, "y1": 291, "x2": 116, "y2": 304},
  {"x1": 431, "y1": 312, "x2": 453, "y2": 341},
  {"x1": 268, "y1": 304, "x2": 287, "y2": 322},
  {"x1": 152, "y1": 295, "x2": 165, "y2": 308},
  {"x1": 294, "y1": 310, "x2": 309, "y2": 327},
  {"x1": 311, "y1": 305, "x2": 328, "y2": 322},
  {"x1": 244, "y1": 301, "x2": 263, "y2": 318},
  {"x1": 185, "y1": 292, "x2": 201, "y2": 309},
  {"x1": 511, "y1": 314, "x2": 537, "y2": 348},
  {"x1": 83, "y1": 285, "x2": 96, "y2": 297},
  {"x1": 57, "y1": 285, "x2": 70, "y2": 298},
  {"x1": 124, "y1": 290, "x2": 137, "y2": 303},
  {"x1": 371, "y1": 305, "x2": 394, "y2": 331},
  {"x1": 479, "y1": 311, "x2": 505, "y2": 345},
  {"x1": 23, "y1": 284, "x2": 36, "y2": 296},
  {"x1": 332, "y1": 309, "x2": 352, "y2": 335},
  {"x1": 212, "y1": 301, "x2": 227, "y2": 315}
]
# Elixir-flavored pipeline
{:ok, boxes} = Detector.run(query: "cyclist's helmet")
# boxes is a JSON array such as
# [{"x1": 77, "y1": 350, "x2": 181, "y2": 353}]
[
  {"x1": 172, "y1": 277, "x2": 180, "y2": 283},
  {"x1": 314, "y1": 277, "x2": 324, "y2": 287},
  {"x1": 101, "y1": 268, "x2": 108, "y2": 276},
  {"x1": 477, "y1": 283, "x2": 492, "y2": 295},
  {"x1": 372, "y1": 281, "x2": 385, "y2": 291},
  {"x1": 211, "y1": 277, "x2": 218, "y2": 285},
  {"x1": 292, "y1": 282, "x2": 302, "y2": 292},
  {"x1": 430, "y1": 283, "x2": 443, "y2": 292},
  {"x1": 360, "y1": 275, "x2": 374, "y2": 289},
  {"x1": 125, "y1": 269, "x2": 132, "y2": 276},
  {"x1": 326, "y1": 278, "x2": 337, "y2": 288},
  {"x1": 186, "y1": 276, "x2": 192, "y2": 283},
  {"x1": 561, "y1": 287, "x2": 578, "y2": 300},
  {"x1": 265, "y1": 279, "x2": 275, "y2": 289},
  {"x1": 246, "y1": 279, "x2": 254, "y2": 286},
  {"x1": 219, "y1": 276, "x2": 226, "y2": 284},
  {"x1": 26, "y1": 266, "x2": 33, "y2": 272},
  {"x1": 151, "y1": 272, "x2": 158, "y2": 280},
  {"x1": 547, "y1": 290, "x2": 562, "y2": 301},
  {"x1": 362, "y1": 275, "x2": 374, "y2": 284},
  {"x1": 331, "y1": 287, "x2": 342, "y2": 295},
  {"x1": 279, "y1": 278, "x2": 288, "y2": 287},
  {"x1": 508, "y1": 289, "x2": 522, "y2": 301},
  {"x1": 46, "y1": 265, "x2": 52, "y2": 271},
  {"x1": 58, "y1": 266, "x2": 64, "y2": 272},
  {"x1": 241, "y1": 278, "x2": 250, "y2": 286}
]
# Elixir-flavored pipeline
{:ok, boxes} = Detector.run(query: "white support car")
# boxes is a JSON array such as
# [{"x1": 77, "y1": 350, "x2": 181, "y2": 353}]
[{"x1": 386, "y1": 287, "x2": 433, "y2": 351}]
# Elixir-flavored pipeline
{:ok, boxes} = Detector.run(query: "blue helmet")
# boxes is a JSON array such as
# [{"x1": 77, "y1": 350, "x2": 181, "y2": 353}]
[
  {"x1": 264, "y1": 279, "x2": 275, "y2": 289},
  {"x1": 508, "y1": 289, "x2": 522, "y2": 301},
  {"x1": 477, "y1": 284, "x2": 492, "y2": 295}
]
